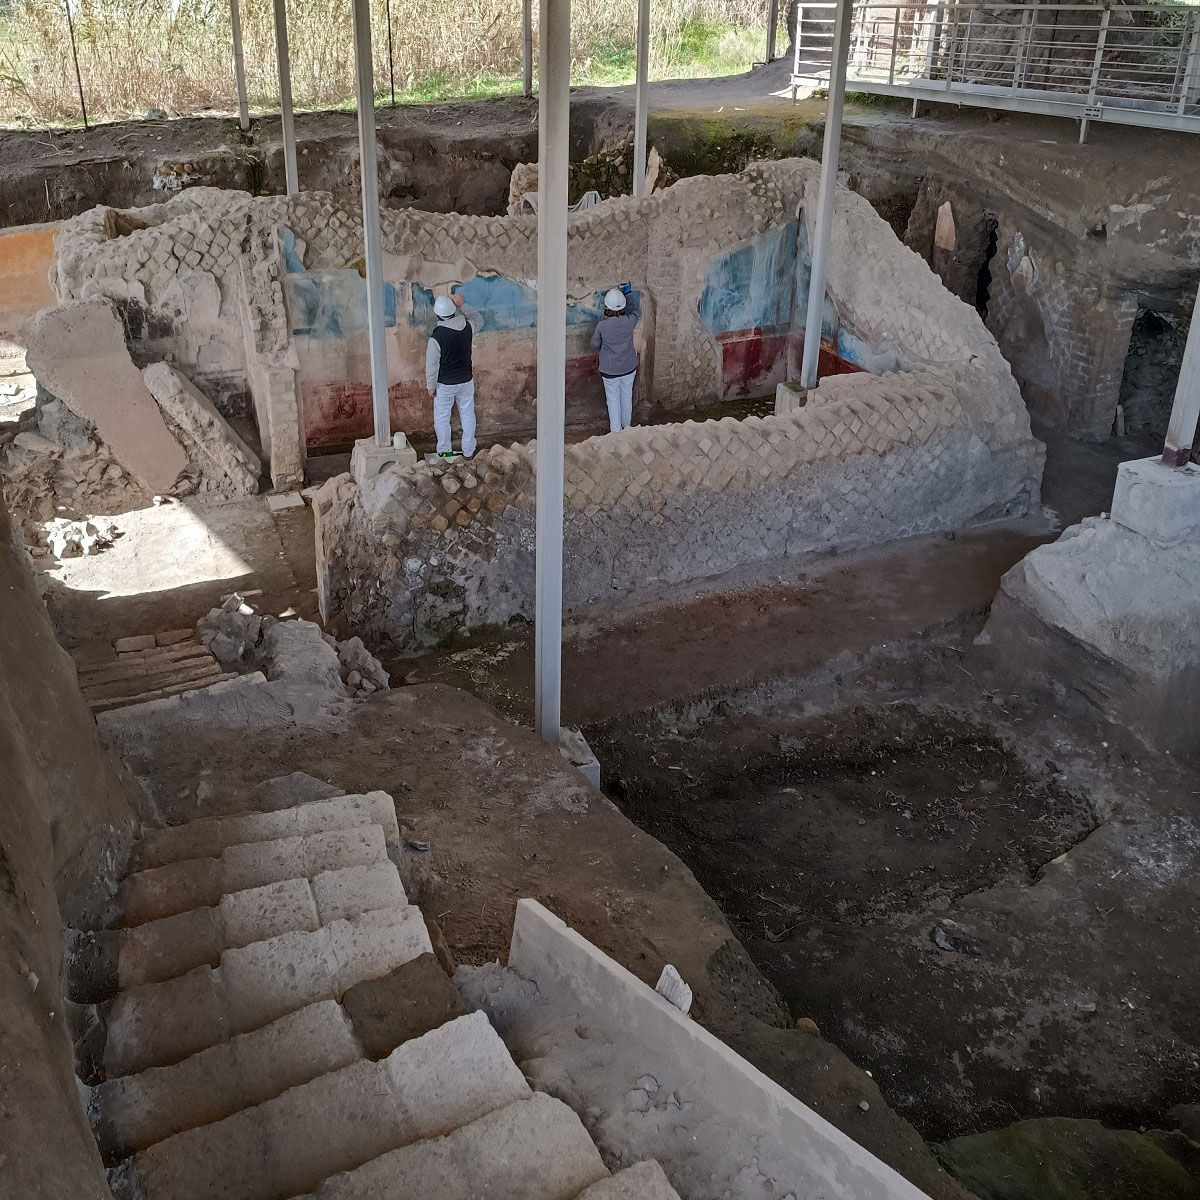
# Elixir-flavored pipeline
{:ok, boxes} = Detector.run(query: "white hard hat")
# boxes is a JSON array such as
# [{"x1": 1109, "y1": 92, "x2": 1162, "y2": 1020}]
[
  {"x1": 604, "y1": 288, "x2": 627, "y2": 311},
  {"x1": 433, "y1": 295, "x2": 456, "y2": 318}
]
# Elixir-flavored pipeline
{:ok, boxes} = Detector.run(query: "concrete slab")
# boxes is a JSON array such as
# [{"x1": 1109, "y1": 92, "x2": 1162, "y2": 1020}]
[
  {"x1": 506, "y1": 899, "x2": 932, "y2": 1200},
  {"x1": 350, "y1": 436, "x2": 418, "y2": 482},
  {"x1": 267, "y1": 491, "x2": 305, "y2": 511}
]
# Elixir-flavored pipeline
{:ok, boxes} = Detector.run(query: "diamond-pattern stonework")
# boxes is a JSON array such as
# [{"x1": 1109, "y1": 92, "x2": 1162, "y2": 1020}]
[{"x1": 314, "y1": 361, "x2": 1043, "y2": 651}]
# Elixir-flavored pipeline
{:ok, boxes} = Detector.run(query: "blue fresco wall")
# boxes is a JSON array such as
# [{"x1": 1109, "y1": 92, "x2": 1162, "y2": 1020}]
[
  {"x1": 281, "y1": 229, "x2": 397, "y2": 338},
  {"x1": 698, "y1": 221, "x2": 798, "y2": 335},
  {"x1": 409, "y1": 277, "x2": 613, "y2": 332}
]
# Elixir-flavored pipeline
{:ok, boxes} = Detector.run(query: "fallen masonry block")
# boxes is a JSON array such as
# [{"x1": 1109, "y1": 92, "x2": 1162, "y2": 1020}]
[
  {"x1": 24, "y1": 301, "x2": 188, "y2": 494},
  {"x1": 142, "y1": 362, "x2": 261, "y2": 498}
]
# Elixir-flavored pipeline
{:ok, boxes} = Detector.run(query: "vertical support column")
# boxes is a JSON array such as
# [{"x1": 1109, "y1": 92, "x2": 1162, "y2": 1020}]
[
  {"x1": 888, "y1": 6, "x2": 900, "y2": 84},
  {"x1": 1078, "y1": 7, "x2": 1109, "y2": 145},
  {"x1": 230, "y1": 0, "x2": 250, "y2": 132},
  {"x1": 1178, "y1": 14, "x2": 1200, "y2": 114},
  {"x1": 1162, "y1": 298, "x2": 1200, "y2": 468},
  {"x1": 632, "y1": 0, "x2": 651, "y2": 197},
  {"x1": 766, "y1": 0, "x2": 780, "y2": 63},
  {"x1": 523, "y1": 0, "x2": 535, "y2": 97},
  {"x1": 799, "y1": 0, "x2": 852, "y2": 390},
  {"x1": 273, "y1": 0, "x2": 299, "y2": 194},
  {"x1": 534, "y1": 0, "x2": 570, "y2": 743},
  {"x1": 352, "y1": 0, "x2": 391, "y2": 448}
]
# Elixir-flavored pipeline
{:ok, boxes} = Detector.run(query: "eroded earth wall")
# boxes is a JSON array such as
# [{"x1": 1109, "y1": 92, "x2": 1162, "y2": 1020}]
[{"x1": 0, "y1": 491, "x2": 148, "y2": 1195}]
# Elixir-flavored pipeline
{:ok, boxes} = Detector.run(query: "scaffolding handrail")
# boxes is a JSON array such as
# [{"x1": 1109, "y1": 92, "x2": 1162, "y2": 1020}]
[{"x1": 792, "y1": 1, "x2": 1200, "y2": 137}]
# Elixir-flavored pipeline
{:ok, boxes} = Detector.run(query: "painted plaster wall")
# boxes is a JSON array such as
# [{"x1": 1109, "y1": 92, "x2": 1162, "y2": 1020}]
[
  {"x1": 0, "y1": 221, "x2": 59, "y2": 360},
  {"x1": 50, "y1": 159, "x2": 1033, "y2": 490}
]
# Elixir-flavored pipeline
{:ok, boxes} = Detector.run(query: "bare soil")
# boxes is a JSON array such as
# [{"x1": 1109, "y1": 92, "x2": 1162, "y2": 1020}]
[
  {"x1": 586, "y1": 647, "x2": 1200, "y2": 1144},
  {"x1": 592, "y1": 704, "x2": 1096, "y2": 939}
]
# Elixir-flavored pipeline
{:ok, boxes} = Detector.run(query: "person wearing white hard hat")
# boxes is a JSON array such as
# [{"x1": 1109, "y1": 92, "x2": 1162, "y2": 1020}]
[
  {"x1": 426, "y1": 292, "x2": 484, "y2": 459},
  {"x1": 591, "y1": 283, "x2": 642, "y2": 433}
]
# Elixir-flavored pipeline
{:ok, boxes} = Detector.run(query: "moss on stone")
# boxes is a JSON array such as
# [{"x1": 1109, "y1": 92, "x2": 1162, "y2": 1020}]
[{"x1": 933, "y1": 1117, "x2": 1200, "y2": 1200}]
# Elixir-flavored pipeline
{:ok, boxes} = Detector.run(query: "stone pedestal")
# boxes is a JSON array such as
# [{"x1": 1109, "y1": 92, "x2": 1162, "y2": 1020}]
[
  {"x1": 350, "y1": 435, "x2": 418, "y2": 483},
  {"x1": 982, "y1": 498, "x2": 1200, "y2": 762},
  {"x1": 774, "y1": 381, "x2": 806, "y2": 416},
  {"x1": 1111, "y1": 456, "x2": 1200, "y2": 544}
]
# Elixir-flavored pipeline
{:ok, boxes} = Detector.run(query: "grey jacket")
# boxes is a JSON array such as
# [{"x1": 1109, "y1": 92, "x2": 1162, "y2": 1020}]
[
  {"x1": 591, "y1": 292, "x2": 642, "y2": 378},
  {"x1": 425, "y1": 304, "x2": 484, "y2": 390}
]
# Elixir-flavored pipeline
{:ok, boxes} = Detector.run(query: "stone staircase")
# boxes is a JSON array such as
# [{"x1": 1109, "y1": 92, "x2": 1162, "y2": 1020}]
[{"x1": 78, "y1": 788, "x2": 680, "y2": 1200}]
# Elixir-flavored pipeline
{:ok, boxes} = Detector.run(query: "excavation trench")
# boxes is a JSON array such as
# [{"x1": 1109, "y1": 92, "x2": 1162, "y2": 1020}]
[{"x1": 588, "y1": 699, "x2": 1107, "y2": 1141}]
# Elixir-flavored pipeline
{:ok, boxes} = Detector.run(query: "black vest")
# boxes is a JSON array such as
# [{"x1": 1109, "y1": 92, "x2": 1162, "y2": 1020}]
[{"x1": 432, "y1": 322, "x2": 474, "y2": 385}]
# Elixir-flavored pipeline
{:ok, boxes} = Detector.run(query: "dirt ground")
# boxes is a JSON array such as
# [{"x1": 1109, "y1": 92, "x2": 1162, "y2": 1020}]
[
  {"x1": 583, "y1": 642, "x2": 1200, "y2": 1144},
  {"x1": 98, "y1": 677, "x2": 972, "y2": 1200}
]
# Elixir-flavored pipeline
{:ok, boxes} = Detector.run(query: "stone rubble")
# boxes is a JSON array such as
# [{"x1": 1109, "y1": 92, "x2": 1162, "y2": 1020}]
[{"x1": 196, "y1": 595, "x2": 389, "y2": 701}]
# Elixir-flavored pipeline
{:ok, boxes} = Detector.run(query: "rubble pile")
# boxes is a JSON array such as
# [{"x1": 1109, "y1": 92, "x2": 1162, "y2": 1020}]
[
  {"x1": 0, "y1": 396, "x2": 149, "y2": 541},
  {"x1": 196, "y1": 594, "x2": 389, "y2": 699}
]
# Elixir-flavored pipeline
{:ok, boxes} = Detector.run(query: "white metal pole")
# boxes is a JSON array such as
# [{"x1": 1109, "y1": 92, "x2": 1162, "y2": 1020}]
[
  {"x1": 230, "y1": 0, "x2": 250, "y2": 132},
  {"x1": 273, "y1": 0, "x2": 299, "y2": 194},
  {"x1": 800, "y1": 0, "x2": 852, "y2": 390},
  {"x1": 632, "y1": 0, "x2": 651, "y2": 197},
  {"x1": 534, "y1": 0, "x2": 570, "y2": 742},
  {"x1": 523, "y1": 0, "x2": 535, "y2": 97},
  {"x1": 1162, "y1": 298, "x2": 1200, "y2": 468},
  {"x1": 352, "y1": 0, "x2": 391, "y2": 447}
]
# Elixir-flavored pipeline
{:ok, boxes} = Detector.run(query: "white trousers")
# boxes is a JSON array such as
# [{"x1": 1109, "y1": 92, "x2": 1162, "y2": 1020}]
[
  {"x1": 602, "y1": 371, "x2": 636, "y2": 432},
  {"x1": 433, "y1": 379, "x2": 476, "y2": 456}
]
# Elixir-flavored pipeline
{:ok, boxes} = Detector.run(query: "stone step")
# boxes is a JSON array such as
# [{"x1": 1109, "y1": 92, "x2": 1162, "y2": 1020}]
[
  {"x1": 95, "y1": 953, "x2": 468, "y2": 1158},
  {"x1": 111, "y1": 1011, "x2": 530, "y2": 1200},
  {"x1": 105, "y1": 907, "x2": 431, "y2": 1076},
  {"x1": 294, "y1": 1092, "x2": 609, "y2": 1200},
  {"x1": 119, "y1": 863, "x2": 407, "y2": 987},
  {"x1": 133, "y1": 791, "x2": 401, "y2": 870},
  {"x1": 574, "y1": 1161, "x2": 682, "y2": 1200},
  {"x1": 118, "y1": 824, "x2": 390, "y2": 927},
  {"x1": 91, "y1": 1000, "x2": 362, "y2": 1158}
]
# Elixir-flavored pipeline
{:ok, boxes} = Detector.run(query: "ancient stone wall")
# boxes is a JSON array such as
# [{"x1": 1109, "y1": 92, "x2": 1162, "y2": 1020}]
[
  {"x1": 315, "y1": 361, "x2": 1041, "y2": 650},
  {"x1": 982, "y1": 217, "x2": 1139, "y2": 438},
  {"x1": 309, "y1": 162, "x2": 1041, "y2": 649},
  {"x1": 52, "y1": 159, "x2": 992, "y2": 489}
]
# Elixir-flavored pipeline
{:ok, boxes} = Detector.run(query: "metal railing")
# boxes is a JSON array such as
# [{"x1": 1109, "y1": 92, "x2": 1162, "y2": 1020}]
[{"x1": 792, "y1": 2, "x2": 1200, "y2": 139}]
